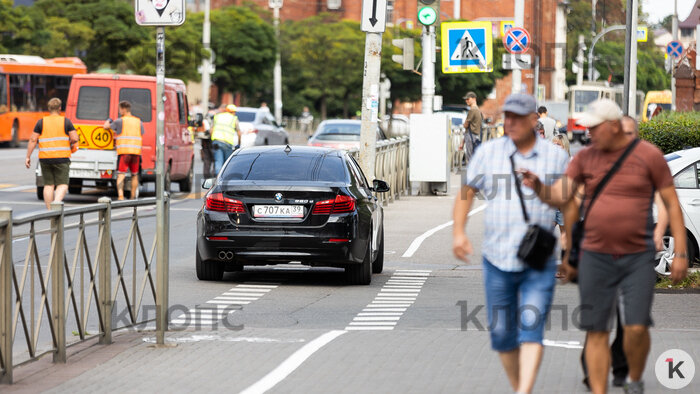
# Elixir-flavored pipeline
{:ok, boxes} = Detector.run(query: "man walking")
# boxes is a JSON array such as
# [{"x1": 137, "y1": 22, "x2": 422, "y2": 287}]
[
  {"x1": 537, "y1": 106, "x2": 556, "y2": 140},
  {"x1": 211, "y1": 104, "x2": 241, "y2": 174},
  {"x1": 520, "y1": 99, "x2": 688, "y2": 394},
  {"x1": 25, "y1": 98, "x2": 79, "y2": 209},
  {"x1": 104, "y1": 101, "x2": 145, "y2": 201},
  {"x1": 300, "y1": 106, "x2": 314, "y2": 136},
  {"x1": 453, "y1": 94, "x2": 569, "y2": 394}
]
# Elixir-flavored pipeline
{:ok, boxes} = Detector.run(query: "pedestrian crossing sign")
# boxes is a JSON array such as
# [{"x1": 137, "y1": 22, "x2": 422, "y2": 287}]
[{"x1": 441, "y1": 21, "x2": 493, "y2": 74}]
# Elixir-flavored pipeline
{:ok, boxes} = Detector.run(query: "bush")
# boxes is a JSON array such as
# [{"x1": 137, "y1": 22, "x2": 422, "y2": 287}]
[{"x1": 638, "y1": 111, "x2": 700, "y2": 154}]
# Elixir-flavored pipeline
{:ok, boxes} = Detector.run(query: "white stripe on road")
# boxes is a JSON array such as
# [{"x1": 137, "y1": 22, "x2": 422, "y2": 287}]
[
  {"x1": 344, "y1": 270, "x2": 430, "y2": 331},
  {"x1": 402, "y1": 204, "x2": 486, "y2": 258},
  {"x1": 240, "y1": 330, "x2": 347, "y2": 394},
  {"x1": 0, "y1": 185, "x2": 35, "y2": 192}
]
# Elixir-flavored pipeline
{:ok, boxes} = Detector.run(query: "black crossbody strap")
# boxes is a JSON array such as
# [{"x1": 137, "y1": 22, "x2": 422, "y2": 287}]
[
  {"x1": 509, "y1": 153, "x2": 530, "y2": 223},
  {"x1": 581, "y1": 138, "x2": 640, "y2": 221}
]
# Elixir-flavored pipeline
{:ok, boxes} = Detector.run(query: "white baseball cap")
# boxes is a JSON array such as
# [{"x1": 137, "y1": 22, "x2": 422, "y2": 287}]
[{"x1": 576, "y1": 98, "x2": 623, "y2": 128}]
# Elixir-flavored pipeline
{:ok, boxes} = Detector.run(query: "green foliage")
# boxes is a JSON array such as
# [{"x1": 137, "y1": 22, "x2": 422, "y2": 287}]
[
  {"x1": 565, "y1": 0, "x2": 670, "y2": 92},
  {"x1": 210, "y1": 6, "x2": 276, "y2": 105},
  {"x1": 655, "y1": 271, "x2": 700, "y2": 289},
  {"x1": 282, "y1": 14, "x2": 365, "y2": 119},
  {"x1": 639, "y1": 112, "x2": 700, "y2": 154}
]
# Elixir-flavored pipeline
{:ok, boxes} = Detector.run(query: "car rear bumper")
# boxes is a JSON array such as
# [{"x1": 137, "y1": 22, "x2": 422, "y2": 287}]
[{"x1": 197, "y1": 212, "x2": 367, "y2": 267}]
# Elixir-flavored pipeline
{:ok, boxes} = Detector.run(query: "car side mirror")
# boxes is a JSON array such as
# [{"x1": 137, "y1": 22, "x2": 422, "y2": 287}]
[
  {"x1": 202, "y1": 178, "x2": 214, "y2": 190},
  {"x1": 372, "y1": 179, "x2": 390, "y2": 193}
]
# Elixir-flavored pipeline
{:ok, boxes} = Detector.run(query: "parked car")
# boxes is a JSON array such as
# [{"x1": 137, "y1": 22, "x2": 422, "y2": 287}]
[
  {"x1": 307, "y1": 119, "x2": 388, "y2": 150},
  {"x1": 654, "y1": 147, "x2": 700, "y2": 275},
  {"x1": 235, "y1": 107, "x2": 289, "y2": 148},
  {"x1": 196, "y1": 146, "x2": 390, "y2": 284}
]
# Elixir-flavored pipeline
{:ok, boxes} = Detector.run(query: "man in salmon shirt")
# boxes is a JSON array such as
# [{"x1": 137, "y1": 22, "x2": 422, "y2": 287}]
[{"x1": 519, "y1": 99, "x2": 688, "y2": 394}]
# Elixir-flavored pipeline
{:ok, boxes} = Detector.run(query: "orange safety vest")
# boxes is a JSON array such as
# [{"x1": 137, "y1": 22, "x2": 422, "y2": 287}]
[
  {"x1": 38, "y1": 115, "x2": 71, "y2": 159},
  {"x1": 115, "y1": 115, "x2": 142, "y2": 155}
]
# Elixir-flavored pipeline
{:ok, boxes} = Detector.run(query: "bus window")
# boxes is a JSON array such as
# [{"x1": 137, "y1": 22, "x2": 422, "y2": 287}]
[
  {"x1": 573, "y1": 90, "x2": 599, "y2": 113},
  {"x1": 119, "y1": 88, "x2": 152, "y2": 122},
  {"x1": 77, "y1": 86, "x2": 110, "y2": 120},
  {"x1": 10, "y1": 74, "x2": 34, "y2": 112},
  {"x1": 0, "y1": 74, "x2": 7, "y2": 114}
]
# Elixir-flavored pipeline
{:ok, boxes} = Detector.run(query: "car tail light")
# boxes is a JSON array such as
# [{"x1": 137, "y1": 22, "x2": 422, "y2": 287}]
[
  {"x1": 312, "y1": 195, "x2": 355, "y2": 215},
  {"x1": 205, "y1": 192, "x2": 245, "y2": 213},
  {"x1": 251, "y1": 128, "x2": 259, "y2": 134}
]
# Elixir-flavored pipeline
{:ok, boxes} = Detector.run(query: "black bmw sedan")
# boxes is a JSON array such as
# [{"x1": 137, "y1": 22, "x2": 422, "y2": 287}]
[{"x1": 196, "y1": 145, "x2": 389, "y2": 285}]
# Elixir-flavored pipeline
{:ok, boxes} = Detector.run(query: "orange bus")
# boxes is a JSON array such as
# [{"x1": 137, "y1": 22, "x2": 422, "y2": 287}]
[{"x1": 0, "y1": 54, "x2": 87, "y2": 147}]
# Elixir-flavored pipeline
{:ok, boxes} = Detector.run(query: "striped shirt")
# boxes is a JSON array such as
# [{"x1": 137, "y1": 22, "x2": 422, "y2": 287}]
[{"x1": 465, "y1": 136, "x2": 569, "y2": 272}]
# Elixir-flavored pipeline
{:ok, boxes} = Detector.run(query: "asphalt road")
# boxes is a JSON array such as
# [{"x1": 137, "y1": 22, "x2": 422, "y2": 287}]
[{"x1": 2, "y1": 136, "x2": 699, "y2": 393}]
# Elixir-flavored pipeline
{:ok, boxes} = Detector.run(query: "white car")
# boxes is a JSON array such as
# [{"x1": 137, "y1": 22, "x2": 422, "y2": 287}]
[{"x1": 655, "y1": 147, "x2": 700, "y2": 275}]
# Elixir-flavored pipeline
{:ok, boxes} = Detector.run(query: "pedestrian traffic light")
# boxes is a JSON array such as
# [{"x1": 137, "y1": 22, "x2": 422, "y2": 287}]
[
  {"x1": 392, "y1": 38, "x2": 414, "y2": 70},
  {"x1": 417, "y1": 0, "x2": 440, "y2": 26}
]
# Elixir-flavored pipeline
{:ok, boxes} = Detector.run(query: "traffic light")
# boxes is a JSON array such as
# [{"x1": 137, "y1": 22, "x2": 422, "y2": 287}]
[
  {"x1": 391, "y1": 38, "x2": 414, "y2": 70},
  {"x1": 417, "y1": 0, "x2": 440, "y2": 26}
]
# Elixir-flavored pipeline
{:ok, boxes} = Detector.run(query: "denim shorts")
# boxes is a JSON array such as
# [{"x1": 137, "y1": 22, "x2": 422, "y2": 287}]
[{"x1": 482, "y1": 258, "x2": 557, "y2": 352}]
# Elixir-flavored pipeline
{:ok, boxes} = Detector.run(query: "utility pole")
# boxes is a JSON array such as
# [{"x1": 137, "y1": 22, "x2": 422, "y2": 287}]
[
  {"x1": 270, "y1": 0, "x2": 283, "y2": 123},
  {"x1": 200, "y1": 0, "x2": 211, "y2": 111},
  {"x1": 671, "y1": 0, "x2": 678, "y2": 111},
  {"x1": 359, "y1": 0, "x2": 387, "y2": 180},
  {"x1": 421, "y1": 25, "x2": 435, "y2": 114},
  {"x1": 622, "y1": 0, "x2": 636, "y2": 116},
  {"x1": 453, "y1": 0, "x2": 460, "y2": 19},
  {"x1": 577, "y1": 34, "x2": 585, "y2": 86},
  {"x1": 511, "y1": 0, "x2": 524, "y2": 94},
  {"x1": 628, "y1": 0, "x2": 638, "y2": 116}
]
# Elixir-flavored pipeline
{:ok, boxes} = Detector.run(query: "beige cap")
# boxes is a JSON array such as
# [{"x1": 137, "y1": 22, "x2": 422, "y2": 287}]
[{"x1": 576, "y1": 98, "x2": 623, "y2": 128}]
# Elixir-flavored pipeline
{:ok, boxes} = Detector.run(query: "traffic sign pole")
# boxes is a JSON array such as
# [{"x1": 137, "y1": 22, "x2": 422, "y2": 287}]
[
  {"x1": 359, "y1": 0, "x2": 386, "y2": 181},
  {"x1": 512, "y1": 0, "x2": 524, "y2": 94},
  {"x1": 421, "y1": 25, "x2": 435, "y2": 114}
]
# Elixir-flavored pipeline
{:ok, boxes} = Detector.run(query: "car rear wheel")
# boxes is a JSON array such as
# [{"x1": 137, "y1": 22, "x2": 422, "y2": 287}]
[
  {"x1": 196, "y1": 247, "x2": 224, "y2": 281},
  {"x1": 68, "y1": 179, "x2": 82, "y2": 195},
  {"x1": 372, "y1": 228, "x2": 384, "y2": 274},
  {"x1": 346, "y1": 238, "x2": 372, "y2": 285}
]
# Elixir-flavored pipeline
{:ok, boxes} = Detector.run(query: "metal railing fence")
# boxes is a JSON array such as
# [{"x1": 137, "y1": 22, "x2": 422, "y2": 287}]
[
  {"x1": 450, "y1": 125, "x2": 499, "y2": 173},
  {"x1": 349, "y1": 136, "x2": 410, "y2": 205},
  {"x1": 0, "y1": 197, "x2": 164, "y2": 384}
]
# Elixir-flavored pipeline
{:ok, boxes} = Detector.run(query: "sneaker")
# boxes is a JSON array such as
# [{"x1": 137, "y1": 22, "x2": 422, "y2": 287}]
[
  {"x1": 624, "y1": 380, "x2": 644, "y2": 394},
  {"x1": 613, "y1": 375, "x2": 626, "y2": 387}
]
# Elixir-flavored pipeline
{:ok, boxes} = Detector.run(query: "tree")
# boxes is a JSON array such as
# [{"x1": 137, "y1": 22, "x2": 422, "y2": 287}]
[
  {"x1": 209, "y1": 6, "x2": 276, "y2": 105},
  {"x1": 0, "y1": 1, "x2": 52, "y2": 54},
  {"x1": 122, "y1": 15, "x2": 206, "y2": 82},
  {"x1": 282, "y1": 14, "x2": 365, "y2": 119}
]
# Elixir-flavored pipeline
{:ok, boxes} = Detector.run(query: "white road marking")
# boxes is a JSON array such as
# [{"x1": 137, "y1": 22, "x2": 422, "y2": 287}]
[
  {"x1": 542, "y1": 339, "x2": 583, "y2": 349},
  {"x1": 0, "y1": 185, "x2": 35, "y2": 192},
  {"x1": 171, "y1": 284, "x2": 278, "y2": 327},
  {"x1": 240, "y1": 330, "x2": 347, "y2": 394},
  {"x1": 345, "y1": 270, "x2": 430, "y2": 331},
  {"x1": 401, "y1": 204, "x2": 486, "y2": 258}
]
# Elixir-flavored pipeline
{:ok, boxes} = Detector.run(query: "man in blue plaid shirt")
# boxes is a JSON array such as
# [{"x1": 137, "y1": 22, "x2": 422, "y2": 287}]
[{"x1": 453, "y1": 93, "x2": 569, "y2": 394}]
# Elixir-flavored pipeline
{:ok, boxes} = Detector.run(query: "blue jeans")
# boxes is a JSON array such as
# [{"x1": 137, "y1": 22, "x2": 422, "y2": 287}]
[
  {"x1": 482, "y1": 257, "x2": 556, "y2": 352},
  {"x1": 212, "y1": 140, "x2": 233, "y2": 175}
]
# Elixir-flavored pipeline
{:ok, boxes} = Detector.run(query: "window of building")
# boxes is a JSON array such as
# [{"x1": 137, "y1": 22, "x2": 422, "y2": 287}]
[{"x1": 327, "y1": 0, "x2": 341, "y2": 10}]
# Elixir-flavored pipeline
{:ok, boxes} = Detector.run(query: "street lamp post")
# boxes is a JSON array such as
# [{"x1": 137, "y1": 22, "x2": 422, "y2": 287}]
[{"x1": 270, "y1": 0, "x2": 283, "y2": 123}]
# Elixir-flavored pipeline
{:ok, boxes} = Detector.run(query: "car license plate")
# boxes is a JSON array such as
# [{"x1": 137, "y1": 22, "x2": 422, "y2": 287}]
[{"x1": 253, "y1": 205, "x2": 304, "y2": 218}]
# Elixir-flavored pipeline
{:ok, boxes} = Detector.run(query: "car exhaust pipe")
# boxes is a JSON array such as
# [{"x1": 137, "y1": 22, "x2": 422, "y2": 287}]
[{"x1": 218, "y1": 251, "x2": 234, "y2": 260}]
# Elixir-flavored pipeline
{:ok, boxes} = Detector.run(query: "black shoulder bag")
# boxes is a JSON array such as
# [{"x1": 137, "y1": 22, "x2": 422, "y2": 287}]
[
  {"x1": 510, "y1": 153, "x2": 556, "y2": 270},
  {"x1": 569, "y1": 139, "x2": 640, "y2": 269}
]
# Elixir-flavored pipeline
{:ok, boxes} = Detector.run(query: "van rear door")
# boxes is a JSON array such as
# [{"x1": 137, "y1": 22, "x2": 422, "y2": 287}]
[{"x1": 117, "y1": 83, "x2": 155, "y2": 173}]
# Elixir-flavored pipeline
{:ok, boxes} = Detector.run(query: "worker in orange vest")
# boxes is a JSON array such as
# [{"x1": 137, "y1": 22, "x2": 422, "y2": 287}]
[
  {"x1": 103, "y1": 101, "x2": 145, "y2": 200},
  {"x1": 25, "y1": 97, "x2": 79, "y2": 210}
]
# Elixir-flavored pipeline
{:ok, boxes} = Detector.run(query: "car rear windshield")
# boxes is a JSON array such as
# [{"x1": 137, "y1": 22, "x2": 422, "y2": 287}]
[
  {"x1": 76, "y1": 86, "x2": 110, "y2": 120},
  {"x1": 236, "y1": 110, "x2": 256, "y2": 122},
  {"x1": 222, "y1": 153, "x2": 347, "y2": 182},
  {"x1": 119, "y1": 88, "x2": 152, "y2": 122},
  {"x1": 315, "y1": 123, "x2": 361, "y2": 141}
]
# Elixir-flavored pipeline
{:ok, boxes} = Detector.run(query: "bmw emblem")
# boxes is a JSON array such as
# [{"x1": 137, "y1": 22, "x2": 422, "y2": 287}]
[{"x1": 274, "y1": 193, "x2": 283, "y2": 202}]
